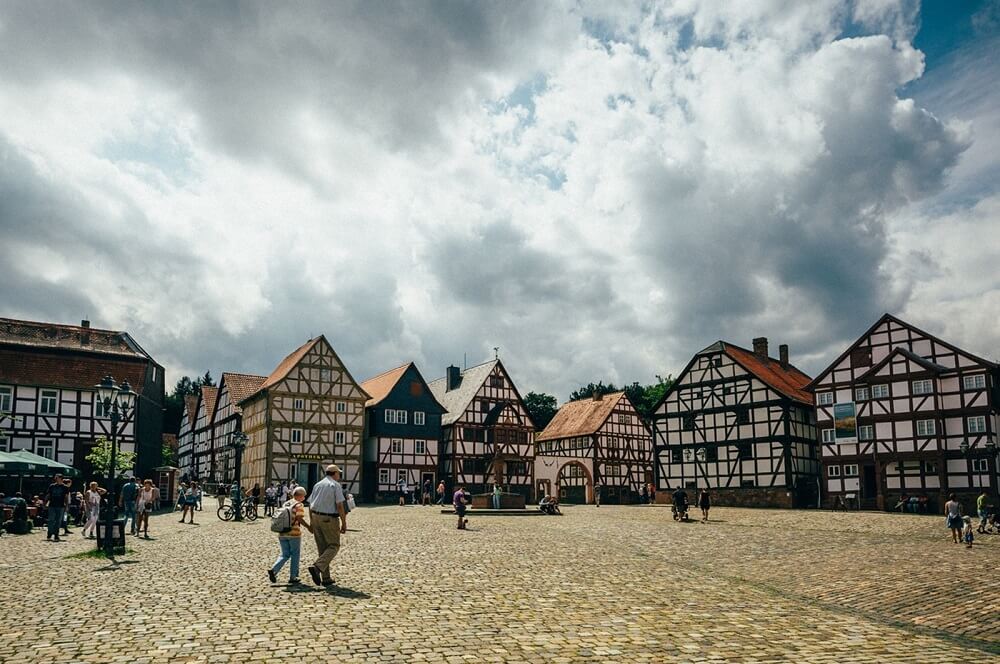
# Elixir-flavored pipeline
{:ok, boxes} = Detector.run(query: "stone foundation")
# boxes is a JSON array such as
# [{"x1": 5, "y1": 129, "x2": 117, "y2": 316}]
[{"x1": 655, "y1": 488, "x2": 794, "y2": 509}]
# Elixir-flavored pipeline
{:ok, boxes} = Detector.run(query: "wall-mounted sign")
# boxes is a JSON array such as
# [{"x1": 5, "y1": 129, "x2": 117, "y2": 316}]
[{"x1": 833, "y1": 402, "x2": 857, "y2": 443}]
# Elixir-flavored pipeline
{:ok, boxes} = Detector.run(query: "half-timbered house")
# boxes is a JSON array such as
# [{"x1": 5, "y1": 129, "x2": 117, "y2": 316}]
[
  {"x1": 428, "y1": 360, "x2": 536, "y2": 500},
  {"x1": 534, "y1": 391, "x2": 653, "y2": 504},
  {"x1": 652, "y1": 338, "x2": 819, "y2": 508},
  {"x1": 0, "y1": 317, "x2": 164, "y2": 480},
  {"x1": 359, "y1": 362, "x2": 446, "y2": 502},
  {"x1": 807, "y1": 314, "x2": 999, "y2": 511},
  {"x1": 176, "y1": 395, "x2": 198, "y2": 479},
  {"x1": 209, "y1": 372, "x2": 265, "y2": 483},
  {"x1": 237, "y1": 336, "x2": 368, "y2": 494},
  {"x1": 190, "y1": 385, "x2": 218, "y2": 481}
]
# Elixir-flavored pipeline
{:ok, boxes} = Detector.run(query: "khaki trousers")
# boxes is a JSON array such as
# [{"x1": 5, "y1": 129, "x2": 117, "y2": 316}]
[{"x1": 311, "y1": 513, "x2": 341, "y2": 579}]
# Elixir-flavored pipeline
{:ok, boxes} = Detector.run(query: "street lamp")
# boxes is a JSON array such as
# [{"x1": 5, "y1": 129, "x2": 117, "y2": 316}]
[
  {"x1": 229, "y1": 431, "x2": 248, "y2": 522},
  {"x1": 986, "y1": 440, "x2": 998, "y2": 497},
  {"x1": 94, "y1": 375, "x2": 137, "y2": 558}
]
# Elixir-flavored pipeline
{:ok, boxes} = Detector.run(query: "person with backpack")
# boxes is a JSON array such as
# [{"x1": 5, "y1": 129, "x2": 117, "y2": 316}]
[{"x1": 268, "y1": 486, "x2": 312, "y2": 584}]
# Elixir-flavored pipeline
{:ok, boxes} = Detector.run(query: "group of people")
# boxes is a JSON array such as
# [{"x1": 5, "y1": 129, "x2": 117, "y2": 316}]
[
  {"x1": 394, "y1": 478, "x2": 447, "y2": 506},
  {"x1": 944, "y1": 490, "x2": 997, "y2": 548},
  {"x1": 671, "y1": 486, "x2": 712, "y2": 522},
  {"x1": 175, "y1": 481, "x2": 202, "y2": 524},
  {"x1": 267, "y1": 464, "x2": 348, "y2": 586}
]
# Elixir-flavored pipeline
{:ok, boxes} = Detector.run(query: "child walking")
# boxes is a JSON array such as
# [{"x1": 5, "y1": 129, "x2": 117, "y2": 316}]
[
  {"x1": 962, "y1": 516, "x2": 974, "y2": 549},
  {"x1": 268, "y1": 486, "x2": 312, "y2": 584}
]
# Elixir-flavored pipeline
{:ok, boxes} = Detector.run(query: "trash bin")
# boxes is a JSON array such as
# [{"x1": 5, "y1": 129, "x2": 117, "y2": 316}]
[{"x1": 95, "y1": 518, "x2": 126, "y2": 555}]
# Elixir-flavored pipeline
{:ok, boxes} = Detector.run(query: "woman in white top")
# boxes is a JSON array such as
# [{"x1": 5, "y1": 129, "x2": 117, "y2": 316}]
[
  {"x1": 944, "y1": 492, "x2": 963, "y2": 544},
  {"x1": 136, "y1": 479, "x2": 157, "y2": 539},
  {"x1": 82, "y1": 482, "x2": 103, "y2": 539}
]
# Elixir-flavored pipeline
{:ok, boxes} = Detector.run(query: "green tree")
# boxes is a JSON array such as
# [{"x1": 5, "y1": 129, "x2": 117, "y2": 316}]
[
  {"x1": 85, "y1": 436, "x2": 137, "y2": 477},
  {"x1": 568, "y1": 381, "x2": 620, "y2": 402},
  {"x1": 161, "y1": 440, "x2": 177, "y2": 467},
  {"x1": 567, "y1": 375, "x2": 675, "y2": 419},
  {"x1": 163, "y1": 371, "x2": 216, "y2": 435},
  {"x1": 523, "y1": 392, "x2": 558, "y2": 431}
]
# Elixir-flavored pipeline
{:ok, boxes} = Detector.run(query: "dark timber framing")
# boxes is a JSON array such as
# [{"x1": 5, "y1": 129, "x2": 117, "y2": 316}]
[{"x1": 652, "y1": 338, "x2": 819, "y2": 508}]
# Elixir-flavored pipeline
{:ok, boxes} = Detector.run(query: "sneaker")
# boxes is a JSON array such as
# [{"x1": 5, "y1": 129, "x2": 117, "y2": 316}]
[
  {"x1": 288, "y1": 578, "x2": 301, "y2": 584},
  {"x1": 268, "y1": 569, "x2": 277, "y2": 583},
  {"x1": 321, "y1": 579, "x2": 335, "y2": 587},
  {"x1": 54, "y1": 536, "x2": 61, "y2": 542},
  {"x1": 308, "y1": 566, "x2": 322, "y2": 586},
  {"x1": 46, "y1": 535, "x2": 52, "y2": 541}
]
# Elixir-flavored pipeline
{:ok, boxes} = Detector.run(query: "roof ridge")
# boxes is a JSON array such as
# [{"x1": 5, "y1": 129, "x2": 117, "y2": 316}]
[
  {"x1": 429, "y1": 358, "x2": 497, "y2": 383},
  {"x1": 222, "y1": 371, "x2": 267, "y2": 379},
  {"x1": 0, "y1": 316, "x2": 125, "y2": 335}
]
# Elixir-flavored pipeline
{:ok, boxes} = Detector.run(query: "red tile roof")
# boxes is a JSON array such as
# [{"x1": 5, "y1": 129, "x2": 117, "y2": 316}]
[
  {"x1": 724, "y1": 344, "x2": 813, "y2": 405},
  {"x1": 221, "y1": 372, "x2": 266, "y2": 411},
  {"x1": 257, "y1": 338, "x2": 319, "y2": 393},
  {"x1": 360, "y1": 363, "x2": 412, "y2": 407},
  {"x1": 0, "y1": 347, "x2": 150, "y2": 394},
  {"x1": 199, "y1": 386, "x2": 219, "y2": 424},
  {"x1": 183, "y1": 395, "x2": 198, "y2": 423},
  {"x1": 537, "y1": 392, "x2": 624, "y2": 442}
]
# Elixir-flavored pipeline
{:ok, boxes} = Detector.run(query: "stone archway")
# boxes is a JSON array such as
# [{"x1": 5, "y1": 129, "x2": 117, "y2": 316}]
[{"x1": 556, "y1": 461, "x2": 593, "y2": 504}]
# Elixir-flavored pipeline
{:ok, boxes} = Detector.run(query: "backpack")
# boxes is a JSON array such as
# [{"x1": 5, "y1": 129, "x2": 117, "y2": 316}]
[{"x1": 270, "y1": 501, "x2": 296, "y2": 533}]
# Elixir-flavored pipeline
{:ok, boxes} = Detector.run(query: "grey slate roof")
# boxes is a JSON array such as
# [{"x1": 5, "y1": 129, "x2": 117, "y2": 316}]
[{"x1": 427, "y1": 360, "x2": 498, "y2": 426}]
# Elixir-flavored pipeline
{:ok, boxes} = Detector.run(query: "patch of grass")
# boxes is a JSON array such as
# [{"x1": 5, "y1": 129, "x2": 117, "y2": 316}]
[{"x1": 65, "y1": 548, "x2": 136, "y2": 560}]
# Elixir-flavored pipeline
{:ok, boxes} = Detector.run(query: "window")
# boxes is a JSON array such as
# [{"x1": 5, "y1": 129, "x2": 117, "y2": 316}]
[
  {"x1": 916, "y1": 419, "x2": 936, "y2": 436},
  {"x1": 963, "y1": 374, "x2": 986, "y2": 390},
  {"x1": 291, "y1": 429, "x2": 302, "y2": 444},
  {"x1": 396, "y1": 410, "x2": 407, "y2": 424},
  {"x1": 385, "y1": 410, "x2": 396, "y2": 424},
  {"x1": 972, "y1": 458, "x2": 988, "y2": 472},
  {"x1": 922, "y1": 460, "x2": 938, "y2": 474},
  {"x1": 0, "y1": 386, "x2": 12, "y2": 413},
  {"x1": 320, "y1": 368, "x2": 332, "y2": 381},
  {"x1": 740, "y1": 480, "x2": 755, "y2": 488},
  {"x1": 414, "y1": 411, "x2": 425, "y2": 426},
  {"x1": 36, "y1": 439, "x2": 54, "y2": 460},
  {"x1": 379, "y1": 469, "x2": 390, "y2": 485},
  {"x1": 968, "y1": 416, "x2": 987, "y2": 434},
  {"x1": 705, "y1": 446, "x2": 718, "y2": 462},
  {"x1": 39, "y1": 390, "x2": 58, "y2": 415},
  {"x1": 683, "y1": 448, "x2": 693, "y2": 462},
  {"x1": 912, "y1": 380, "x2": 933, "y2": 395},
  {"x1": 682, "y1": 415, "x2": 695, "y2": 431},
  {"x1": 462, "y1": 458, "x2": 486, "y2": 475},
  {"x1": 821, "y1": 429, "x2": 835, "y2": 443},
  {"x1": 294, "y1": 398, "x2": 304, "y2": 409},
  {"x1": 844, "y1": 464, "x2": 859, "y2": 477},
  {"x1": 828, "y1": 465, "x2": 841, "y2": 477},
  {"x1": 336, "y1": 401, "x2": 347, "y2": 413},
  {"x1": 872, "y1": 384, "x2": 890, "y2": 399},
  {"x1": 396, "y1": 469, "x2": 407, "y2": 483},
  {"x1": 737, "y1": 443, "x2": 754, "y2": 460},
  {"x1": 335, "y1": 431, "x2": 346, "y2": 445},
  {"x1": 391, "y1": 439, "x2": 403, "y2": 454},
  {"x1": 712, "y1": 357, "x2": 722, "y2": 368},
  {"x1": 95, "y1": 396, "x2": 106, "y2": 418},
  {"x1": 858, "y1": 425, "x2": 874, "y2": 440},
  {"x1": 670, "y1": 448, "x2": 682, "y2": 463},
  {"x1": 817, "y1": 392, "x2": 834, "y2": 406},
  {"x1": 735, "y1": 408, "x2": 750, "y2": 425},
  {"x1": 480, "y1": 400, "x2": 490, "y2": 413},
  {"x1": 618, "y1": 414, "x2": 628, "y2": 424},
  {"x1": 415, "y1": 440, "x2": 426, "y2": 455},
  {"x1": 490, "y1": 376, "x2": 503, "y2": 388},
  {"x1": 854, "y1": 387, "x2": 869, "y2": 401}
]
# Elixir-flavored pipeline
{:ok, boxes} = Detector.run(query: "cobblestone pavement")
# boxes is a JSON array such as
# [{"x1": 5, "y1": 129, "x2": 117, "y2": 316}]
[{"x1": 0, "y1": 505, "x2": 996, "y2": 663}]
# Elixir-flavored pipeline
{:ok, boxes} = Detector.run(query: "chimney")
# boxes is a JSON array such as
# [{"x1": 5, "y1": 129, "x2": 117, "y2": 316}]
[
  {"x1": 752, "y1": 337, "x2": 768, "y2": 358},
  {"x1": 592, "y1": 389, "x2": 603, "y2": 401},
  {"x1": 779, "y1": 344, "x2": 789, "y2": 369},
  {"x1": 446, "y1": 365, "x2": 462, "y2": 392},
  {"x1": 80, "y1": 319, "x2": 91, "y2": 346}
]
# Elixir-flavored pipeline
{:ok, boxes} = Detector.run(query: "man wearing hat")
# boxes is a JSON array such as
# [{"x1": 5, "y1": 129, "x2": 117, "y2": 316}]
[{"x1": 306, "y1": 464, "x2": 348, "y2": 586}]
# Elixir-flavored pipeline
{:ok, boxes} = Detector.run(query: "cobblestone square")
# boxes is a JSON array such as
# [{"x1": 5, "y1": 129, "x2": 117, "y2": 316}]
[{"x1": 0, "y1": 505, "x2": 996, "y2": 663}]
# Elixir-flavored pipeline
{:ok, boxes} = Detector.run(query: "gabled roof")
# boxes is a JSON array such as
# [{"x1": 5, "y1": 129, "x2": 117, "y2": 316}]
[
  {"x1": 427, "y1": 360, "x2": 499, "y2": 426},
  {"x1": 855, "y1": 346, "x2": 947, "y2": 383},
  {"x1": 221, "y1": 372, "x2": 267, "y2": 411},
  {"x1": 183, "y1": 395, "x2": 198, "y2": 423},
  {"x1": 258, "y1": 338, "x2": 319, "y2": 392},
  {"x1": 360, "y1": 363, "x2": 412, "y2": 407},
  {"x1": 537, "y1": 392, "x2": 624, "y2": 442},
  {"x1": 805, "y1": 313, "x2": 998, "y2": 390},
  {"x1": 198, "y1": 386, "x2": 219, "y2": 424},
  {"x1": 723, "y1": 344, "x2": 813, "y2": 405}
]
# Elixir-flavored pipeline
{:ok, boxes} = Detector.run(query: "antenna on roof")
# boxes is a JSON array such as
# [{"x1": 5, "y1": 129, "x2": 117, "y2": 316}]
[
  {"x1": 463, "y1": 353, "x2": 467, "y2": 370},
  {"x1": 494, "y1": 346, "x2": 500, "y2": 360}
]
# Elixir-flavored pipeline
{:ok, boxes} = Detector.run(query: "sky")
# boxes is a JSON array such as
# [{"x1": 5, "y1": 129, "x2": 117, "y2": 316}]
[{"x1": 1, "y1": 0, "x2": 998, "y2": 403}]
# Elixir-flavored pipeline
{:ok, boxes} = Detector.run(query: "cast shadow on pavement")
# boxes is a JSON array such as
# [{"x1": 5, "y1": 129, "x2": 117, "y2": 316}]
[{"x1": 282, "y1": 584, "x2": 371, "y2": 599}]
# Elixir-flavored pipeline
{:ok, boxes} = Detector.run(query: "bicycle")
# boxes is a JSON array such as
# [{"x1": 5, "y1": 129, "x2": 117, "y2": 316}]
[{"x1": 216, "y1": 500, "x2": 258, "y2": 521}]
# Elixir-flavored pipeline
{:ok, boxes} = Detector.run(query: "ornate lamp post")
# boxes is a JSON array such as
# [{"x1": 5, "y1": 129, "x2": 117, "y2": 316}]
[
  {"x1": 229, "y1": 431, "x2": 248, "y2": 522},
  {"x1": 94, "y1": 375, "x2": 137, "y2": 558},
  {"x1": 986, "y1": 440, "x2": 999, "y2": 497}
]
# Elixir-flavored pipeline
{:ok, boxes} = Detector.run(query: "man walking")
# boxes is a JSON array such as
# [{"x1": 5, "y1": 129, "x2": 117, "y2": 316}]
[
  {"x1": 45, "y1": 473, "x2": 70, "y2": 542},
  {"x1": 306, "y1": 464, "x2": 347, "y2": 587},
  {"x1": 594, "y1": 480, "x2": 603, "y2": 507},
  {"x1": 120, "y1": 476, "x2": 139, "y2": 535}
]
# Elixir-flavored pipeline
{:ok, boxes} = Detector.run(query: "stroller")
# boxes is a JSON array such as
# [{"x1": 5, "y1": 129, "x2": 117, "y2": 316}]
[
  {"x1": 672, "y1": 500, "x2": 690, "y2": 522},
  {"x1": 978, "y1": 506, "x2": 998, "y2": 534}
]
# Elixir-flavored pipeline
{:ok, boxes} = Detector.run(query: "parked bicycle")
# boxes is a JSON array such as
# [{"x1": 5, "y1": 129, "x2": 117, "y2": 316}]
[{"x1": 216, "y1": 499, "x2": 258, "y2": 521}]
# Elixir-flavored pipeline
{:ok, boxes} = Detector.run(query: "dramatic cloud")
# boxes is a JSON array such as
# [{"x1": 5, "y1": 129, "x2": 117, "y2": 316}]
[{"x1": 0, "y1": 1, "x2": 995, "y2": 400}]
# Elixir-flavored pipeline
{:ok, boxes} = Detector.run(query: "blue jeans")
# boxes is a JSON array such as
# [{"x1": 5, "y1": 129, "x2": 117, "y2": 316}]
[
  {"x1": 271, "y1": 537, "x2": 301, "y2": 580},
  {"x1": 47, "y1": 507, "x2": 65, "y2": 538},
  {"x1": 123, "y1": 504, "x2": 137, "y2": 533},
  {"x1": 492, "y1": 494, "x2": 500, "y2": 509}
]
